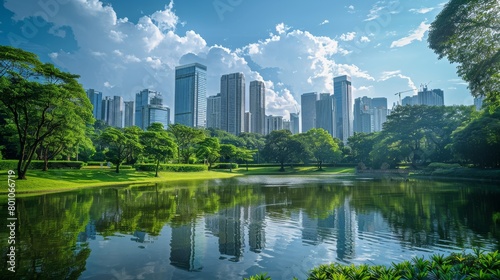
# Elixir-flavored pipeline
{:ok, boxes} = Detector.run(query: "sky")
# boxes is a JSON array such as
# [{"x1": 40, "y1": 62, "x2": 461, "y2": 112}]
[{"x1": 0, "y1": 0, "x2": 473, "y2": 120}]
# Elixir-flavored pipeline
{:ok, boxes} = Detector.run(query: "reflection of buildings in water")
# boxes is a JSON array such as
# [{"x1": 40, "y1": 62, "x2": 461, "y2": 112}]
[
  {"x1": 301, "y1": 212, "x2": 336, "y2": 245},
  {"x1": 130, "y1": 230, "x2": 156, "y2": 243},
  {"x1": 77, "y1": 220, "x2": 97, "y2": 242},
  {"x1": 335, "y1": 198, "x2": 357, "y2": 261},
  {"x1": 218, "y1": 206, "x2": 245, "y2": 261},
  {"x1": 170, "y1": 222, "x2": 204, "y2": 271},
  {"x1": 248, "y1": 205, "x2": 266, "y2": 253}
]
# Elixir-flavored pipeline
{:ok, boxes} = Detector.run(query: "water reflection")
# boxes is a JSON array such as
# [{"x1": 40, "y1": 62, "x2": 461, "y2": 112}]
[{"x1": 1, "y1": 176, "x2": 499, "y2": 279}]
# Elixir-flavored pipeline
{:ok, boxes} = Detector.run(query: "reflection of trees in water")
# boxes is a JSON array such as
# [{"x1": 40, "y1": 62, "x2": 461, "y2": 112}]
[
  {"x1": 348, "y1": 181, "x2": 500, "y2": 250},
  {"x1": 1, "y1": 194, "x2": 93, "y2": 279}
]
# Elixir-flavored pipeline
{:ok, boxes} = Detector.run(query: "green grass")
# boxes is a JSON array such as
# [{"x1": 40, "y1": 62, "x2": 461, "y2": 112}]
[{"x1": 1, "y1": 169, "x2": 241, "y2": 195}]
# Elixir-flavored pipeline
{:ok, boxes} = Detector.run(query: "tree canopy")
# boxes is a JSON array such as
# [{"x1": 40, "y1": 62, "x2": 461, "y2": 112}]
[{"x1": 428, "y1": 0, "x2": 500, "y2": 105}]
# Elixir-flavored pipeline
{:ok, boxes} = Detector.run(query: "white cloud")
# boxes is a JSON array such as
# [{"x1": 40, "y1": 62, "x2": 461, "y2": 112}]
[
  {"x1": 104, "y1": 81, "x2": 114, "y2": 88},
  {"x1": 365, "y1": 4, "x2": 384, "y2": 21},
  {"x1": 390, "y1": 21, "x2": 430, "y2": 48},
  {"x1": 335, "y1": 64, "x2": 375, "y2": 81},
  {"x1": 275, "y1": 23, "x2": 290, "y2": 34},
  {"x1": 409, "y1": 7, "x2": 435, "y2": 14},
  {"x1": 379, "y1": 70, "x2": 417, "y2": 92},
  {"x1": 150, "y1": 2, "x2": 179, "y2": 31},
  {"x1": 340, "y1": 32, "x2": 356, "y2": 41},
  {"x1": 360, "y1": 36, "x2": 370, "y2": 43},
  {"x1": 319, "y1": 20, "x2": 329, "y2": 25}
]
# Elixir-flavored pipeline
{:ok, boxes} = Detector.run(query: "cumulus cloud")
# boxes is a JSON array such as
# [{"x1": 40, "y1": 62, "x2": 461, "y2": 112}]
[
  {"x1": 340, "y1": 32, "x2": 356, "y2": 41},
  {"x1": 390, "y1": 21, "x2": 430, "y2": 48},
  {"x1": 319, "y1": 20, "x2": 329, "y2": 25},
  {"x1": 360, "y1": 36, "x2": 370, "y2": 43}
]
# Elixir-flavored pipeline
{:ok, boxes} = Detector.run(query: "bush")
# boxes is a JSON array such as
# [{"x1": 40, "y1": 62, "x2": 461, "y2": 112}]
[
  {"x1": 245, "y1": 250, "x2": 500, "y2": 280},
  {"x1": 134, "y1": 164, "x2": 208, "y2": 172},
  {"x1": 0, "y1": 160, "x2": 85, "y2": 170},
  {"x1": 120, "y1": 165, "x2": 134, "y2": 170},
  {"x1": 213, "y1": 163, "x2": 238, "y2": 169},
  {"x1": 86, "y1": 161, "x2": 107, "y2": 166},
  {"x1": 426, "y1": 162, "x2": 462, "y2": 171}
]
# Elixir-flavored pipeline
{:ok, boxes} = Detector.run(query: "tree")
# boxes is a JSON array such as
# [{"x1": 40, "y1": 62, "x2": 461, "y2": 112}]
[
  {"x1": 168, "y1": 124, "x2": 205, "y2": 164},
  {"x1": 196, "y1": 137, "x2": 221, "y2": 169},
  {"x1": 141, "y1": 123, "x2": 177, "y2": 177},
  {"x1": 348, "y1": 132, "x2": 379, "y2": 166},
  {"x1": 302, "y1": 128, "x2": 340, "y2": 170},
  {"x1": 235, "y1": 147, "x2": 256, "y2": 171},
  {"x1": 428, "y1": 0, "x2": 500, "y2": 106},
  {"x1": 100, "y1": 127, "x2": 142, "y2": 173},
  {"x1": 0, "y1": 46, "x2": 94, "y2": 179},
  {"x1": 220, "y1": 144, "x2": 237, "y2": 172},
  {"x1": 451, "y1": 107, "x2": 500, "y2": 167},
  {"x1": 262, "y1": 130, "x2": 306, "y2": 172}
]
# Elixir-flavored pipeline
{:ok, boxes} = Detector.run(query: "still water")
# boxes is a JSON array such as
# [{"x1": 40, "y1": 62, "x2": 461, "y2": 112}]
[{"x1": 1, "y1": 175, "x2": 500, "y2": 279}]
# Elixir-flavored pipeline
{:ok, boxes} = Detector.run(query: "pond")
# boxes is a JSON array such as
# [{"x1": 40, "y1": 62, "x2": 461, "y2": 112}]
[{"x1": 1, "y1": 175, "x2": 500, "y2": 279}]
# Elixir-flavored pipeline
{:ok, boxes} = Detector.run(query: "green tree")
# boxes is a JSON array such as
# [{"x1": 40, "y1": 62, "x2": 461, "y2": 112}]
[
  {"x1": 262, "y1": 130, "x2": 306, "y2": 171},
  {"x1": 100, "y1": 127, "x2": 142, "y2": 173},
  {"x1": 196, "y1": 137, "x2": 221, "y2": 169},
  {"x1": 348, "y1": 132, "x2": 379, "y2": 167},
  {"x1": 141, "y1": 123, "x2": 177, "y2": 177},
  {"x1": 302, "y1": 128, "x2": 340, "y2": 170},
  {"x1": 451, "y1": 107, "x2": 500, "y2": 167},
  {"x1": 235, "y1": 147, "x2": 256, "y2": 171},
  {"x1": 220, "y1": 143, "x2": 237, "y2": 172},
  {"x1": 168, "y1": 124, "x2": 205, "y2": 163},
  {"x1": 428, "y1": 0, "x2": 500, "y2": 106},
  {"x1": 0, "y1": 46, "x2": 94, "y2": 179}
]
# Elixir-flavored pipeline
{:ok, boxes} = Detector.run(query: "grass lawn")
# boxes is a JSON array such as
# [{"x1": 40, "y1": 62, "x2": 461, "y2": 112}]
[
  {"x1": 1, "y1": 169, "x2": 242, "y2": 195},
  {"x1": 0, "y1": 165, "x2": 356, "y2": 195}
]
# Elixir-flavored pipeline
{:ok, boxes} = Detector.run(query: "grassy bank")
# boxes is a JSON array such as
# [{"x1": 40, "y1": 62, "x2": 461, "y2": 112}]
[
  {"x1": 1, "y1": 169, "x2": 242, "y2": 195},
  {"x1": 1, "y1": 166, "x2": 356, "y2": 195}
]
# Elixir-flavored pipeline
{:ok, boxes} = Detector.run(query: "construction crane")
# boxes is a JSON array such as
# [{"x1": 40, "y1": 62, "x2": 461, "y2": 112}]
[{"x1": 394, "y1": 89, "x2": 414, "y2": 106}]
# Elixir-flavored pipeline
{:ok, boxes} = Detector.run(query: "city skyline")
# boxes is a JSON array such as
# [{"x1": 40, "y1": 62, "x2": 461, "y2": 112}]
[{"x1": 0, "y1": 1, "x2": 474, "y2": 121}]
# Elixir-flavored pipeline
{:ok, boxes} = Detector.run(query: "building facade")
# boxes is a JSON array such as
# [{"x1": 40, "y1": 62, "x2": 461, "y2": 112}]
[
  {"x1": 315, "y1": 93, "x2": 335, "y2": 136},
  {"x1": 206, "y1": 94, "x2": 222, "y2": 129},
  {"x1": 174, "y1": 63, "x2": 207, "y2": 128},
  {"x1": 333, "y1": 75, "x2": 353, "y2": 144},
  {"x1": 301, "y1": 92, "x2": 318, "y2": 133},
  {"x1": 220, "y1": 73, "x2": 245, "y2": 135},
  {"x1": 124, "y1": 101, "x2": 135, "y2": 127},
  {"x1": 249, "y1": 80, "x2": 266, "y2": 135},
  {"x1": 86, "y1": 89, "x2": 103, "y2": 120},
  {"x1": 289, "y1": 113, "x2": 300, "y2": 134}
]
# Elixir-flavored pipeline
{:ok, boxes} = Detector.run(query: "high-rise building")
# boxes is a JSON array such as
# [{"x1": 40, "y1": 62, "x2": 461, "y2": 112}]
[
  {"x1": 334, "y1": 75, "x2": 353, "y2": 144},
  {"x1": 354, "y1": 96, "x2": 388, "y2": 133},
  {"x1": 220, "y1": 72, "x2": 245, "y2": 135},
  {"x1": 86, "y1": 89, "x2": 103, "y2": 120},
  {"x1": 124, "y1": 101, "x2": 135, "y2": 127},
  {"x1": 315, "y1": 93, "x2": 335, "y2": 136},
  {"x1": 147, "y1": 106, "x2": 170, "y2": 129},
  {"x1": 418, "y1": 87, "x2": 444, "y2": 106},
  {"x1": 301, "y1": 92, "x2": 318, "y2": 133},
  {"x1": 402, "y1": 95, "x2": 419, "y2": 106},
  {"x1": 174, "y1": 63, "x2": 207, "y2": 128},
  {"x1": 249, "y1": 80, "x2": 266, "y2": 135},
  {"x1": 289, "y1": 113, "x2": 300, "y2": 134},
  {"x1": 102, "y1": 96, "x2": 113, "y2": 126},
  {"x1": 265, "y1": 115, "x2": 283, "y2": 135},
  {"x1": 135, "y1": 89, "x2": 158, "y2": 129},
  {"x1": 111, "y1": 95, "x2": 124, "y2": 128},
  {"x1": 206, "y1": 94, "x2": 222, "y2": 129},
  {"x1": 244, "y1": 112, "x2": 251, "y2": 133}
]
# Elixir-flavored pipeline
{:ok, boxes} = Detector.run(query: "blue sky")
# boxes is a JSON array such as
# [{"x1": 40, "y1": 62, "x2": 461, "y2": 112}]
[{"x1": 0, "y1": 0, "x2": 472, "y2": 119}]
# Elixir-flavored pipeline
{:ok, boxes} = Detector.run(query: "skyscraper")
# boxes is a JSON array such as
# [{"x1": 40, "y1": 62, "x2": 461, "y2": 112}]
[
  {"x1": 418, "y1": 87, "x2": 444, "y2": 106},
  {"x1": 265, "y1": 115, "x2": 283, "y2": 135},
  {"x1": 354, "y1": 96, "x2": 372, "y2": 133},
  {"x1": 249, "y1": 80, "x2": 265, "y2": 135},
  {"x1": 174, "y1": 63, "x2": 207, "y2": 128},
  {"x1": 289, "y1": 113, "x2": 300, "y2": 134},
  {"x1": 315, "y1": 93, "x2": 335, "y2": 136},
  {"x1": 244, "y1": 112, "x2": 251, "y2": 133},
  {"x1": 86, "y1": 89, "x2": 103, "y2": 120},
  {"x1": 124, "y1": 101, "x2": 135, "y2": 127},
  {"x1": 334, "y1": 75, "x2": 353, "y2": 144},
  {"x1": 220, "y1": 72, "x2": 245, "y2": 135},
  {"x1": 135, "y1": 89, "x2": 158, "y2": 128},
  {"x1": 301, "y1": 92, "x2": 318, "y2": 133},
  {"x1": 206, "y1": 94, "x2": 222, "y2": 129}
]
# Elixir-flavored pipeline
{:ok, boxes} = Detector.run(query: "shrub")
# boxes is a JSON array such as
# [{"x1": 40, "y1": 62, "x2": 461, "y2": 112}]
[
  {"x1": 213, "y1": 163, "x2": 238, "y2": 169},
  {"x1": 86, "y1": 161, "x2": 108, "y2": 166},
  {"x1": 134, "y1": 164, "x2": 208, "y2": 172}
]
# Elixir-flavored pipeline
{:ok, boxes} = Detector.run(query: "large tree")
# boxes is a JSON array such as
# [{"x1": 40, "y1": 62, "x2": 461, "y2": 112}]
[
  {"x1": 262, "y1": 130, "x2": 305, "y2": 172},
  {"x1": 196, "y1": 137, "x2": 221, "y2": 169},
  {"x1": 0, "y1": 46, "x2": 94, "y2": 179},
  {"x1": 141, "y1": 123, "x2": 177, "y2": 177},
  {"x1": 168, "y1": 123, "x2": 205, "y2": 164},
  {"x1": 301, "y1": 128, "x2": 340, "y2": 170},
  {"x1": 100, "y1": 127, "x2": 142, "y2": 173},
  {"x1": 428, "y1": 0, "x2": 500, "y2": 105}
]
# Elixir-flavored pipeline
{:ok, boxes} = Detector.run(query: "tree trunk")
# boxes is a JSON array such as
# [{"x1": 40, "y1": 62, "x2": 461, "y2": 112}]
[
  {"x1": 115, "y1": 162, "x2": 120, "y2": 173},
  {"x1": 279, "y1": 161, "x2": 285, "y2": 172},
  {"x1": 155, "y1": 160, "x2": 160, "y2": 177}
]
